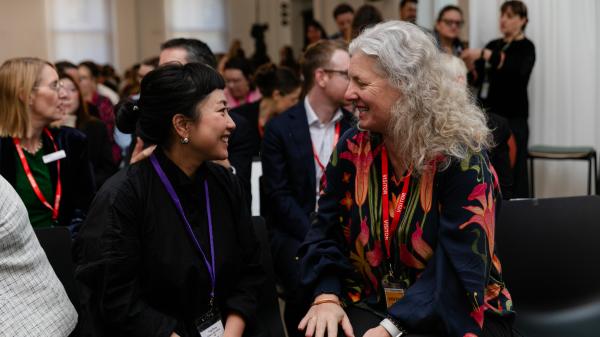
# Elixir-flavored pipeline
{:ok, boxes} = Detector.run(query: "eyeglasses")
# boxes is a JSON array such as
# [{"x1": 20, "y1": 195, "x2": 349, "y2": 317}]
[
  {"x1": 441, "y1": 19, "x2": 464, "y2": 28},
  {"x1": 322, "y1": 69, "x2": 349, "y2": 80},
  {"x1": 34, "y1": 80, "x2": 65, "y2": 92}
]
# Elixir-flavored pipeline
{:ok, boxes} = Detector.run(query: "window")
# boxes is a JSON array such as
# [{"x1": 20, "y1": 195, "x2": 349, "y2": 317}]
[
  {"x1": 164, "y1": 0, "x2": 227, "y2": 54},
  {"x1": 46, "y1": 0, "x2": 113, "y2": 64}
]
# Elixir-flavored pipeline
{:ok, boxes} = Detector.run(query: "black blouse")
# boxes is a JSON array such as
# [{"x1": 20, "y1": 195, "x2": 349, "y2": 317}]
[{"x1": 74, "y1": 149, "x2": 264, "y2": 337}]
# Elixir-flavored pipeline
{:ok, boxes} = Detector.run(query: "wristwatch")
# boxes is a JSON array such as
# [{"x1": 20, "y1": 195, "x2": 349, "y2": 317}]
[{"x1": 379, "y1": 318, "x2": 406, "y2": 337}]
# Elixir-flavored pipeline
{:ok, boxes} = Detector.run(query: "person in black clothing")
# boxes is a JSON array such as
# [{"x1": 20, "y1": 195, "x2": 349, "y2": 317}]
[
  {"x1": 58, "y1": 72, "x2": 117, "y2": 189},
  {"x1": 463, "y1": 0, "x2": 535, "y2": 198},
  {"x1": 119, "y1": 38, "x2": 255, "y2": 206},
  {"x1": 230, "y1": 63, "x2": 302, "y2": 158},
  {"x1": 74, "y1": 63, "x2": 264, "y2": 337}
]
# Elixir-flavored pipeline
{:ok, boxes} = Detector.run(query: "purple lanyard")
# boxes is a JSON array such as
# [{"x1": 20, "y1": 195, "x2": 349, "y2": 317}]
[{"x1": 150, "y1": 154, "x2": 216, "y2": 299}]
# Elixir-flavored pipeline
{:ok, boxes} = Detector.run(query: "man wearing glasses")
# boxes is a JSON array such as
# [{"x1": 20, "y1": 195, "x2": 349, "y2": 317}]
[{"x1": 261, "y1": 39, "x2": 354, "y2": 337}]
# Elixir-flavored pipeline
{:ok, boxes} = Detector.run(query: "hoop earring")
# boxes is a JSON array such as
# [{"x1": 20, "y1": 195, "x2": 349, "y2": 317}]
[{"x1": 181, "y1": 137, "x2": 189, "y2": 144}]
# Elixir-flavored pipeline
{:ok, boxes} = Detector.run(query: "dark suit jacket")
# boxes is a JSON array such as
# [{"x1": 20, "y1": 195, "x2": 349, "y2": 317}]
[
  {"x1": 261, "y1": 102, "x2": 354, "y2": 244},
  {"x1": 0, "y1": 127, "x2": 95, "y2": 230},
  {"x1": 228, "y1": 112, "x2": 254, "y2": 207}
]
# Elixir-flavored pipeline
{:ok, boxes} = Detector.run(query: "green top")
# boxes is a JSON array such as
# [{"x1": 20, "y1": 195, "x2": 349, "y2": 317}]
[{"x1": 14, "y1": 149, "x2": 55, "y2": 228}]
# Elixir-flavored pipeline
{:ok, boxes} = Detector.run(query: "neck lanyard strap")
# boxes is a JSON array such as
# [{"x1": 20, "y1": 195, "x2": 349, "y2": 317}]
[
  {"x1": 150, "y1": 154, "x2": 216, "y2": 298},
  {"x1": 381, "y1": 145, "x2": 411, "y2": 258},
  {"x1": 13, "y1": 128, "x2": 62, "y2": 220},
  {"x1": 312, "y1": 121, "x2": 341, "y2": 172}
]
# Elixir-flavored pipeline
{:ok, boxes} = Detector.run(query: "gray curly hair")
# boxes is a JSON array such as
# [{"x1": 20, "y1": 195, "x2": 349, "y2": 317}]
[{"x1": 350, "y1": 21, "x2": 491, "y2": 174}]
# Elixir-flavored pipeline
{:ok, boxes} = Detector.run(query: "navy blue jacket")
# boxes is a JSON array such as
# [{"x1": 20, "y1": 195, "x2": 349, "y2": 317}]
[{"x1": 261, "y1": 101, "x2": 354, "y2": 242}]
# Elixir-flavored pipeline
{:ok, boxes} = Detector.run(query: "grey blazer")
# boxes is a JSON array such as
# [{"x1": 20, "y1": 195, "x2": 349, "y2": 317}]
[{"x1": 0, "y1": 175, "x2": 77, "y2": 336}]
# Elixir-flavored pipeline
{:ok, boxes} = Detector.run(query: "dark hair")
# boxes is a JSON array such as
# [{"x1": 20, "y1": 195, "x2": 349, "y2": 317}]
[
  {"x1": 305, "y1": 20, "x2": 328, "y2": 48},
  {"x1": 437, "y1": 5, "x2": 463, "y2": 22},
  {"x1": 279, "y1": 46, "x2": 300, "y2": 75},
  {"x1": 58, "y1": 72, "x2": 96, "y2": 128},
  {"x1": 300, "y1": 39, "x2": 347, "y2": 91},
  {"x1": 160, "y1": 38, "x2": 217, "y2": 68},
  {"x1": 116, "y1": 63, "x2": 225, "y2": 146},
  {"x1": 141, "y1": 56, "x2": 160, "y2": 68},
  {"x1": 254, "y1": 63, "x2": 300, "y2": 98},
  {"x1": 333, "y1": 3, "x2": 354, "y2": 19},
  {"x1": 400, "y1": 0, "x2": 418, "y2": 9},
  {"x1": 501, "y1": 1, "x2": 529, "y2": 30},
  {"x1": 351, "y1": 4, "x2": 383, "y2": 38},
  {"x1": 78, "y1": 61, "x2": 100, "y2": 78},
  {"x1": 55, "y1": 61, "x2": 77, "y2": 73},
  {"x1": 224, "y1": 56, "x2": 254, "y2": 82}
]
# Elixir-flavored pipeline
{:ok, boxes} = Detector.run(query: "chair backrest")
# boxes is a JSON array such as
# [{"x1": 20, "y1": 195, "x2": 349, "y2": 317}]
[
  {"x1": 496, "y1": 196, "x2": 600, "y2": 337},
  {"x1": 251, "y1": 216, "x2": 286, "y2": 337},
  {"x1": 34, "y1": 227, "x2": 81, "y2": 311}
]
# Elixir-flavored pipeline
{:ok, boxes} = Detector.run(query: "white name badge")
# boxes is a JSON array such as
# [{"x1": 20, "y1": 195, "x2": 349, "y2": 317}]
[
  {"x1": 199, "y1": 320, "x2": 224, "y2": 337},
  {"x1": 42, "y1": 150, "x2": 66, "y2": 164}
]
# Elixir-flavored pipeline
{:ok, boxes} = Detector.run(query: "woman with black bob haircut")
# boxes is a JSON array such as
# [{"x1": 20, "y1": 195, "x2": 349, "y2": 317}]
[{"x1": 74, "y1": 63, "x2": 264, "y2": 337}]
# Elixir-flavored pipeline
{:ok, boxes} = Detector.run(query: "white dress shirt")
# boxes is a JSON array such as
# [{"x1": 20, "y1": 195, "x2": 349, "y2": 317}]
[{"x1": 305, "y1": 97, "x2": 343, "y2": 204}]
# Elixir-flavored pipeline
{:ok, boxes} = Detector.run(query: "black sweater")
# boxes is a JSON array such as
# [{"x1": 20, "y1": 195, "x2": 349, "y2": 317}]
[
  {"x1": 74, "y1": 149, "x2": 264, "y2": 337},
  {"x1": 475, "y1": 38, "x2": 536, "y2": 119}
]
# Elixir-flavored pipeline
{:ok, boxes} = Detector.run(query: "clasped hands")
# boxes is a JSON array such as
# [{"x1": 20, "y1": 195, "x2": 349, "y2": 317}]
[{"x1": 298, "y1": 294, "x2": 391, "y2": 337}]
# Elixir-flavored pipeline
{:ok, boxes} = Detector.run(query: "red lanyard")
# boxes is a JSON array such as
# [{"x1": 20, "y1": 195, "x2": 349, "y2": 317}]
[
  {"x1": 312, "y1": 122, "x2": 341, "y2": 173},
  {"x1": 381, "y1": 144, "x2": 411, "y2": 257},
  {"x1": 13, "y1": 128, "x2": 62, "y2": 221}
]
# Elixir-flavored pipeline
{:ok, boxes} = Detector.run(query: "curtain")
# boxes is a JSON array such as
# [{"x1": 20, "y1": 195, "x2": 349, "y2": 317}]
[{"x1": 469, "y1": 0, "x2": 600, "y2": 197}]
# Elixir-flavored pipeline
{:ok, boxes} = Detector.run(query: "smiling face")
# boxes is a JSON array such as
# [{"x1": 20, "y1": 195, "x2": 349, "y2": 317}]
[
  {"x1": 185, "y1": 89, "x2": 236, "y2": 161},
  {"x1": 344, "y1": 52, "x2": 401, "y2": 133},
  {"x1": 30, "y1": 65, "x2": 66, "y2": 124}
]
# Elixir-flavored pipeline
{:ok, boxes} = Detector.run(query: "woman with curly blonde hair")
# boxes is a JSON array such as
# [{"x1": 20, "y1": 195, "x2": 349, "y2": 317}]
[{"x1": 298, "y1": 21, "x2": 514, "y2": 337}]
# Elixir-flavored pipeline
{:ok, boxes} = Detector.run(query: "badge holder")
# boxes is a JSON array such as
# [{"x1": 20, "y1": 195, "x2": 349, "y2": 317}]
[
  {"x1": 194, "y1": 299, "x2": 224, "y2": 337},
  {"x1": 382, "y1": 274, "x2": 406, "y2": 309}
]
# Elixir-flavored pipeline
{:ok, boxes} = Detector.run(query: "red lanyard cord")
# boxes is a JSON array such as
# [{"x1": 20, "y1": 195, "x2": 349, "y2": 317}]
[
  {"x1": 381, "y1": 144, "x2": 411, "y2": 257},
  {"x1": 13, "y1": 128, "x2": 62, "y2": 221}
]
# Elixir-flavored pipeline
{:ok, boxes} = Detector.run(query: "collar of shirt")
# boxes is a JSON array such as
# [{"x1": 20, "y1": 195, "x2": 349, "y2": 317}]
[{"x1": 304, "y1": 96, "x2": 343, "y2": 127}]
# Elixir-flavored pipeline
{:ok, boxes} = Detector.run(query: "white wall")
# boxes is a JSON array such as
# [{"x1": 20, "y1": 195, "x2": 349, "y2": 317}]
[{"x1": 470, "y1": 0, "x2": 600, "y2": 197}]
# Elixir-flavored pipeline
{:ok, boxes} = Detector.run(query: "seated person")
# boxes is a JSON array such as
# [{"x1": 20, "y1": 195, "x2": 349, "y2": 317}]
[
  {"x1": 74, "y1": 63, "x2": 264, "y2": 337},
  {"x1": 298, "y1": 21, "x2": 514, "y2": 337}
]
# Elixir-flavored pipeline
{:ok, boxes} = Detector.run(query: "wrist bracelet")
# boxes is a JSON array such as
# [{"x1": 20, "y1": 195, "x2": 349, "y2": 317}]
[
  {"x1": 380, "y1": 317, "x2": 406, "y2": 337},
  {"x1": 311, "y1": 298, "x2": 342, "y2": 306}
]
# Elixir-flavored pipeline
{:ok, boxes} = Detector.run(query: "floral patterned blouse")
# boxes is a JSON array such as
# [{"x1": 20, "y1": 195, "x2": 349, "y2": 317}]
[{"x1": 299, "y1": 129, "x2": 514, "y2": 337}]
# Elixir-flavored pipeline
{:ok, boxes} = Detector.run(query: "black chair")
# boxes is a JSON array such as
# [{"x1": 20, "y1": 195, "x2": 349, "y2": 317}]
[
  {"x1": 251, "y1": 216, "x2": 286, "y2": 337},
  {"x1": 34, "y1": 227, "x2": 80, "y2": 309},
  {"x1": 34, "y1": 227, "x2": 81, "y2": 337},
  {"x1": 496, "y1": 196, "x2": 600, "y2": 337}
]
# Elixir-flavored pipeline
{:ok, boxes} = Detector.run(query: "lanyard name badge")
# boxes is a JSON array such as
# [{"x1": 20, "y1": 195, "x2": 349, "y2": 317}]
[
  {"x1": 13, "y1": 128, "x2": 62, "y2": 222},
  {"x1": 381, "y1": 145, "x2": 411, "y2": 309},
  {"x1": 149, "y1": 154, "x2": 224, "y2": 337}
]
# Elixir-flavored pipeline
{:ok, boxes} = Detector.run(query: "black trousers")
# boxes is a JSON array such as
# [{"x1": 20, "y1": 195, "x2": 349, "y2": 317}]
[
  {"x1": 271, "y1": 232, "x2": 309, "y2": 337},
  {"x1": 507, "y1": 117, "x2": 530, "y2": 198},
  {"x1": 342, "y1": 306, "x2": 514, "y2": 337}
]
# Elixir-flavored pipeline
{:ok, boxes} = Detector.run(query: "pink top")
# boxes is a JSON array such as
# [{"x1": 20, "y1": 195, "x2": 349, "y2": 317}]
[{"x1": 224, "y1": 88, "x2": 262, "y2": 109}]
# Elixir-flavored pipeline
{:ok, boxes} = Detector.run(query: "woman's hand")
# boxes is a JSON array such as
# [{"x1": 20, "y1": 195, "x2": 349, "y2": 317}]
[
  {"x1": 130, "y1": 137, "x2": 157, "y2": 164},
  {"x1": 223, "y1": 312, "x2": 245, "y2": 337},
  {"x1": 362, "y1": 326, "x2": 391, "y2": 337},
  {"x1": 169, "y1": 333, "x2": 180, "y2": 337},
  {"x1": 298, "y1": 294, "x2": 354, "y2": 337}
]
